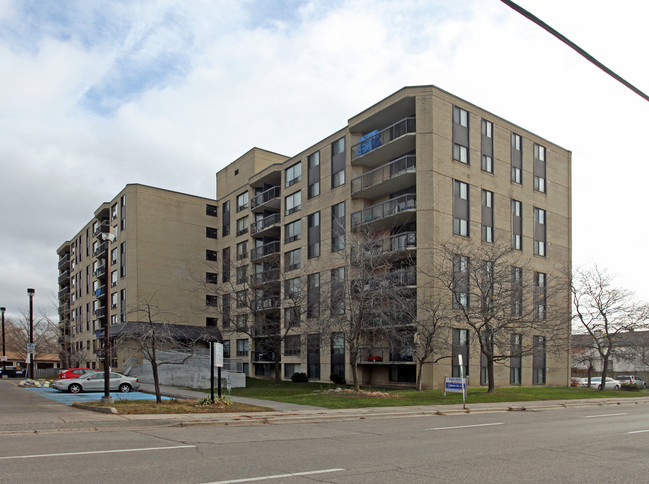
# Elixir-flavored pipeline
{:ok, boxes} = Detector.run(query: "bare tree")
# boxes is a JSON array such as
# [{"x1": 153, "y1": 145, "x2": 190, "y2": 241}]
[
  {"x1": 432, "y1": 241, "x2": 570, "y2": 393},
  {"x1": 113, "y1": 298, "x2": 216, "y2": 402},
  {"x1": 4, "y1": 312, "x2": 59, "y2": 363},
  {"x1": 572, "y1": 265, "x2": 649, "y2": 390}
]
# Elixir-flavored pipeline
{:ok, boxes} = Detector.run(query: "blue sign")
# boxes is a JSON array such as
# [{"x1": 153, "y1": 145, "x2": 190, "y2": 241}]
[{"x1": 445, "y1": 377, "x2": 466, "y2": 393}]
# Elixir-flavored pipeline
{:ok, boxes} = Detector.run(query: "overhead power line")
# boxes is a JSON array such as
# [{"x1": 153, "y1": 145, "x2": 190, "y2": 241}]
[{"x1": 501, "y1": 0, "x2": 649, "y2": 103}]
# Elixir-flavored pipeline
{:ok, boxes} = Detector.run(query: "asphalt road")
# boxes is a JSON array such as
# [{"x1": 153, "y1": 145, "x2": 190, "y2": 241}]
[{"x1": 2, "y1": 379, "x2": 649, "y2": 483}]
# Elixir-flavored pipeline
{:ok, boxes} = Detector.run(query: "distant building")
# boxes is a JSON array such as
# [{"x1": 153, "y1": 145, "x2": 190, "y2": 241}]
[{"x1": 572, "y1": 331, "x2": 649, "y2": 380}]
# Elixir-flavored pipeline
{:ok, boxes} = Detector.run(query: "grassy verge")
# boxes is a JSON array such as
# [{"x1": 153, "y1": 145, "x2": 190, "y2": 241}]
[
  {"x1": 86, "y1": 398, "x2": 272, "y2": 414},
  {"x1": 223, "y1": 378, "x2": 649, "y2": 409}
]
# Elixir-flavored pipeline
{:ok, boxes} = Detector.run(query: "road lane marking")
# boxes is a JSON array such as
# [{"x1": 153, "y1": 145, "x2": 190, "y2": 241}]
[
  {"x1": 581, "y1": 413, "x2": 628, "y2": 418},
  {"x1": 426, "y1": 422, "x2": 504, "y2": 431},
  {"x1": 201, "y1": 468, "x2": 346, "y2": 483},
  {"x1": 627, "y1": 429, "x2": 649, "y2": 434},
  {"x1": 0, "y1": 445, "x2": 196, "y2": 460}
]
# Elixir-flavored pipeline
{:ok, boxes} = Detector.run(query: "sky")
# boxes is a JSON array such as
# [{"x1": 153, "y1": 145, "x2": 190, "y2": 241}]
[{"x1": 1, "y1": 0, "x2": 648, "y2": 320}]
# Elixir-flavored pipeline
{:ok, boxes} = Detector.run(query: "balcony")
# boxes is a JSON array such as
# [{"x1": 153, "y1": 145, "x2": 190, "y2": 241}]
[
  {"x1": 351, "y1": 155, "x2": 416, "y2": 199},
  {"x1": 58, "y1": 270, "x2": 70, "y2": 284},
  {"x1": 351, "y1": 193, "x2": 416, "y2": 231},
  {"x1": 250, "y1": 213, "x2": 281, "y2": 237},
  {"x1": 94, "y1": 285, "x2": 106, "y2": 298},
  {"x1": 58, "y1": 287, "x2": 70, "y2": 300},
  {"x1": 352, "y1": 232, "x2": 416, "y2": 262},
  {"x1": 251, "y1": 186, "x2": 281, "y2": 213},
  {"x1": 93, "y1": 241, "x2": 107, "y2": 257},
  {"x1": 353, "y1": 267, "x2": 417, "y2": 295},
  {"x1": 250, "y1": 241, "x2": 281, "y2": 262},
  {"x1": 94, "y1": 306, "x2": 106, "y2": 318},
  {"x1": 252, "y1": 350, "x2": 277, "y2": 362},
  {"x1": 252, "y1": 296, "x2": 281, "y2": 311},
  {"x1": 358, "y1": 346, "x2": 415, "y2": 364},
  {"x1": 94, "y1": 264, "x2": 106, "y2": 278},
  {"x1": 250, "y1": 268, "x2": 280, "y2": 286},
  {"x1": 351, "y1": 117, "x2": 416, "y2": 168},
  {"x1": 93, "y1": 220, "x2": 110, "y2": 238},
  {"x1": 58, "y1": 253, "x2": 70, "y2": 270}
]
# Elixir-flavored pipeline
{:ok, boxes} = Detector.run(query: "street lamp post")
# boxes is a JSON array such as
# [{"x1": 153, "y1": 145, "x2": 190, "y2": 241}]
[
  {"x1": 101, "y1": 233, "x2": 115, "y2": 404},
  {"x1": 1, "y1": 307, "x2": 6, "y2": 377},
  {"x1": 27, "y1": 288, "x2": 35, "y2": 379}
]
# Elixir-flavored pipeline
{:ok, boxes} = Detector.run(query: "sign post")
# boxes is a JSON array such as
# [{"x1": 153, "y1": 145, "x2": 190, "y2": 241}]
[
  {"x1": 211, "y1": 342, "x2": 224, "y2": 403},
  {"x1": 443, "y1": 355, "x2": 467, "y2": 409}
]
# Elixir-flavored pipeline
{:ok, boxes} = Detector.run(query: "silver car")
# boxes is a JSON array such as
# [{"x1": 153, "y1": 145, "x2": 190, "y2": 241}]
[{"x1": 52, "y1": 371, "x2": 140, "y2": 393}]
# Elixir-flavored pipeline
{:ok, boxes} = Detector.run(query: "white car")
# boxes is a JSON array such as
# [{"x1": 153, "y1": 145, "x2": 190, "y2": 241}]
[
  {"x1": 578, "y1": 377, "x2": 620, "y2": 390},
  {"x1": 52, "y1": 371, "x2": 140, "y2": 393}
]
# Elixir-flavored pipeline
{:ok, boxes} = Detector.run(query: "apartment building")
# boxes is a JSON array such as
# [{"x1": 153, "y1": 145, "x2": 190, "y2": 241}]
[
  {"x1": 57, "y1": 184, "x2": 220, "y2": 370},
  {"x1": 210, "y1": 85, "x2": 572, "y2": 389}
]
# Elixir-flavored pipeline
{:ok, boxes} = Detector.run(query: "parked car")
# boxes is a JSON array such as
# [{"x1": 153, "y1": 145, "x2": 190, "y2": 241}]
[
  {"x1": 571, "y1": 377, "x2": 586, "y2": 387},
  {"x1": 579, "y1": 377, "x2": 621, "y2": 390},
  {"x1": 57, "y1": 368, "x2": 95, "y2": 380},
  {"x1": 52, "y1": 371, "x2": 140, "y2": 393},
  {"x1": 616, "y1": 375, "x2": 647, "y2": 388},
  {"x1": 0, "y1": 366, "x2": 26, "y2": 378}
]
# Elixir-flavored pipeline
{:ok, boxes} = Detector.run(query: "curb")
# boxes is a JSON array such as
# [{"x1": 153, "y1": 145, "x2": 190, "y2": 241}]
[{"x1": 71, "y1": 403, "x2": 118, "y2": 414}]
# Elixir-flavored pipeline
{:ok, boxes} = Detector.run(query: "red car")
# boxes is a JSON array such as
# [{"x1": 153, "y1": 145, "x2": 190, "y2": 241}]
[{"x1": 57, "y1": 368, "x2": 95, "y2": 380}]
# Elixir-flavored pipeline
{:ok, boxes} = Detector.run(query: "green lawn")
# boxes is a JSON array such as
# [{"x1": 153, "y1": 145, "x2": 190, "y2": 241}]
[{"x1": 217, "y1": 378, "x2": 649, "y2": 409}]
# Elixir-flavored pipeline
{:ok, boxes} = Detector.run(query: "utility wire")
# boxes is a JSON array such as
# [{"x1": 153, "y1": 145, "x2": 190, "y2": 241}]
[{"x1": 501, "y1": 0, "x2": 649, "y2": 103}]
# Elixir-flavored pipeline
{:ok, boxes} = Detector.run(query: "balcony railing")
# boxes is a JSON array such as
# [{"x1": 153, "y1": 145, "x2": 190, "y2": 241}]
[
  {"x1": 58, "y1": 287, "x2": 70, "y2": 299},
  {"x1": 353, "y1": 267, "x2": 417, "y2": 294},
  {"x1": 252, "y1": 350, "x2": 277, "y2": 362},
  {"x1": 252, "y1": 296, "x2": 281, "y2": 311},
  {"x1": 351, "y1": 117, "x2": 416, "y2": 162},
  {"x1": 58, "y1": 253, "x2": 70, "y2": 269},
  {"x1": 352, "y1": 232, "x2": 416, "y2": 261},
  {"x1": 93, "y1": 220, "x2": 110, "y2": 237},
  {"x1": 351, "y1": 155, "x2": 416, "y2": 195},
  {"x1": 94, "y1": 306, "x2": 106, "y2": 318},
  {"x1": 358, "y1": 346, "x2": 416, "y2": 363},
  {"x1": 57, "y1": 270, "x2": 70, "y2": 284},
  {"x1": 251, "y1": 186, "x2": 281, "y2": 210},
  {"x1": 351, "y1": 193, "x2": 416, "y2": 229},
  {"x1": 250, "y1": 268, "x2": 280, "y2": 286},
  {"x1": 94, "y1": 264, "x2": 106, "y2": 278},
  {"x1": 93, "y1": 241, "x2": 107, "y2": 257},
  {"x1": 250, "y1": 241, "x2": 281, "y2": 261},
  {"x1": 251, "y1": 213, "x2": 281, "y2": 235}
]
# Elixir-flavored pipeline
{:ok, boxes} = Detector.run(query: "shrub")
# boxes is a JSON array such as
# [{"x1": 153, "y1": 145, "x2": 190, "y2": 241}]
[
  {"x1": 621, "y1": 383, "x2": 641, "y2": 392},
  {"x1": 330, "y1": 373, "x2": 345, "y2": 385},
  {"x1": 291, "y1": 372, "x2": 308, "y2": 382}
]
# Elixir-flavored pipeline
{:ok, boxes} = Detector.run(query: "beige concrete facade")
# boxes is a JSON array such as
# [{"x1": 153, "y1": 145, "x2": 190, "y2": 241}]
[
  {"x1": 211, "y1": 85, "x2": 572, "y2": 389},
  {"x1": 57, "y1": 184, "x2": 219, "y2": 371}
]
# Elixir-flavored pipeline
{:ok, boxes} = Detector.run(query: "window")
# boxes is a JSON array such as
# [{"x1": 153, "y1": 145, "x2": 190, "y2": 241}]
[
  {"x1": 236, "y1": 216, "x2": 249, "y2": 236},
  {"x1": 534, "y1": 144, "x2": 546, "y2": 193},
  {"x1": 223, "y1": 340, "x2": 230, "y2": 358},
  {"x1": 331, "y1": 137, "x2": 346, "y2": 187},
  {"x1": 206, "y1": 317, "x2": 218, "y2": 327},
  {"x1": 111, "y1": 270, "x2": 117, "y2": 287},
  {"x1": 307, "y1": 211, "x2": 321, "y2": 258},
  {"x1": 285, "y1": 277, "x2": 301, "y2": 299},
  {"x1": 236, "y1": 338, "x2": 249, "y2": 357},
  {"x1": 481, "y1": 119, "x2": 494, "y2": 173},
  {"x1": 206, "y1": 272, "x2": 219, "y2": 284},
  {"x1": 511, "y1": 133, "x2": 522, "y2": 184},
  {"x1": 510, "y1": 334, "x2": 522, "y2": 385},
  {"x1": 222, "y1": 247, "x2": 230, "y2": 283},
  {"x1": 284, "y1": 306, "x2": 300, "y2": 327},
  {"x1": 535, "y1": 272, "x2": 547, "y2": 320},
  {"x1": 285, "y1": 161, "x2": 302, "y2": 187},
  {"x1": 533, "y1": 335, "x2": 546, "y2": 384},
  {"x1": 285, "y1": 248, "x2": 301, "y2": 271},
  {"x1": 206, "y1": 249, "x2": 218, "y2": 262},
  {"x1": 222, "y1": 200, "x2": 230, "y2": 237},
  {"x1": 534, "y1": 207, "x2": 546, "y2": 257},
  {"x1": 206, "y1": 295, "x2": 219, "y2": 307},
  {"x1": 511, "y1": 266, "x2": 523, "y2": 317},
  {"x1": 453, "y1": 255, "x2": 469, "y2": 309},
  {"x1": 453, "y1": 180, "x2": 469, "y2": 237},
  {"x1": 285, "y1": 191, "x2": 301, "y2": 215},
  {"x1": 331, "y1": 267, "x2": 345, "y2": 315},
  {"x1": 236, "y1": 290, "x2": 248, "y2": 308},
  {"x1": 236, "y1": 191, "x2": 249, "y2": 212},
  {"x1": 453, "y1": 106, "x2": 469, "y2": 164},
  {"x1": 285, "y1": 335, "x2": 301, "y2": 356},
  {"x1": 331, "y1": 333, "x2": 345, "y2": 355},
  {"x1": 120, "y1": 241, "x2": 126, "y2": 277},
  {"x1": 481, "y1": 189, "x2": 494, "y2": 243},
  {"x1": 235, "y1": 314, "x2": 247, "y2": 330},
  {"x1": 222, "y1": 294, "x2": 231, "y2": 327},
  {"x1": 452, "y1": 328, "x2": 469, "y2": 377},
  {"x1": 236, "y1": 240, "x2": 248, "y2": 260},
  {"x1": 307, "y1": 151, "x2": 320, "y2": 198},
  {"x1": 120, "y1": 194, "x2": 126, "y2": 230},
  {"x1": 307, "y1": 273, "x2": 320, "y2": 318},
  {"x1": 285, "y1": 219, "x2": 301, "y2": 243},
  {"x1": 331, "y1": 202, "x2": 345, "y2": 251},
  {"x1": 236, "y1": 265, "x2": 248, "y2": 285},
  {"x1": 206, "y1": 204, "x2": 218, "y2": 217},
  {"x1": 284, "y1": 363, "x2": 301, "y2": 378},
  {"x1": 511, "y1": 200, "x2": 522, "y2": 250},
  {"x1": 111, "y1": 203, "x2": 118, "y2": 220}
]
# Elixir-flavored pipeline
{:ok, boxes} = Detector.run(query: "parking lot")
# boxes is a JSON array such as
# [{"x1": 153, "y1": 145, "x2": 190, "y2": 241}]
[{"x1": 24, "y1": 386, "x2": 169, "y2": 404}]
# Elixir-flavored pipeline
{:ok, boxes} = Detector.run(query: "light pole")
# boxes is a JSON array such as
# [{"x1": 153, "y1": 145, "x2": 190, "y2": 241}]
[
  {"x1": 27, "y1": 288, "x2": 34, "y2": 379},
  {"x1": 1, "y1": 307, "x2": 6, "y2": 377},
  {"x1": 101, "y1": 233, "x2": 115, "y2": 404}
]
